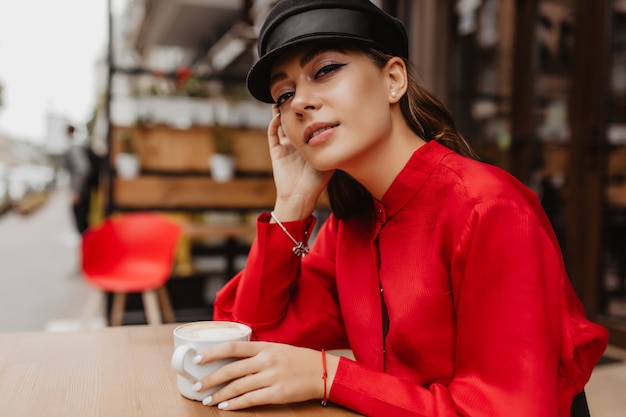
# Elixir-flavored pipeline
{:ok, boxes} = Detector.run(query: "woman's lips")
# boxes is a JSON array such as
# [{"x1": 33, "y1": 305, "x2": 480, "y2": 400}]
[{"x1": 305, "y1": 123, "x2": 339, "y2": 144}]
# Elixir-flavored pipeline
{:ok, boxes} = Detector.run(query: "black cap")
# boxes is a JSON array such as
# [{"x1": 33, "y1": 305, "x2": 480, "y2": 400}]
[{"x1": 246, "y1": 0, "x2": 408, "y2": 103}]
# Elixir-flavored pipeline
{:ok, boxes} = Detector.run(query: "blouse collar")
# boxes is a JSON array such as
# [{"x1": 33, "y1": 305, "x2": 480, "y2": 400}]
[{"x1": 375, "y1": 140, "x2": 453, "y2": 218}]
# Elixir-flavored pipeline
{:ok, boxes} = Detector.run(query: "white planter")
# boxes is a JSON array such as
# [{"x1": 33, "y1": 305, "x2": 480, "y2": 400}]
[
  {"x1": 210, "y1": 154, "x2": 235, "y2": 182},
  {"x1": 115, "y1": 153, "x2": 140, "y2": 179}
]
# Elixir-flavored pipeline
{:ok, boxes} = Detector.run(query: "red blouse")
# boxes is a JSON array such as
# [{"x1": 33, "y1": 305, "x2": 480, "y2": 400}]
[{"x1": 213, "y1": 140, "x2": 608, "y2": 417}]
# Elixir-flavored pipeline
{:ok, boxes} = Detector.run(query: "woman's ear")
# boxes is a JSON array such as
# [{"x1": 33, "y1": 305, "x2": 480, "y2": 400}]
[{"x1": 385, "y1": 57, "x2": 408, "y2": 103}]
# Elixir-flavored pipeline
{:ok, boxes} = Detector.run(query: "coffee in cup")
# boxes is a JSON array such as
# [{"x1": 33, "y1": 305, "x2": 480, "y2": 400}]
[{"x1": 171, "y1": 321, "x2": 252, "y2": 401}]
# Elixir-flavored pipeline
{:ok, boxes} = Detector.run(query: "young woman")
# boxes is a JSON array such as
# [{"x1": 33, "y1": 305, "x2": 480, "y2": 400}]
[{"x1": 192, "y1": 1, "x2": 609, "y2": 416}]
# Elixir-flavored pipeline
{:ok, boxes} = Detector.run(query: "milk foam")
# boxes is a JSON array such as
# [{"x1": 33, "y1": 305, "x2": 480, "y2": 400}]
[{"x1": 176, "y1": 322, "x2": 249, "y2": 340}]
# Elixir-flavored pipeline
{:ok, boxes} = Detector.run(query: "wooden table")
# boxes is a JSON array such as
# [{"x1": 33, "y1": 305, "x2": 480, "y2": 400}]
[{"x1": 0, "y1": 324, "x2": 361, "y2": 416}]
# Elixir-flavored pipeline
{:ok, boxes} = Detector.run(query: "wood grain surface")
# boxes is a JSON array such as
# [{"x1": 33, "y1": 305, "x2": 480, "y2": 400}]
[{"x1": 0, "y1": 324, "x2": 361, "y2": 416}]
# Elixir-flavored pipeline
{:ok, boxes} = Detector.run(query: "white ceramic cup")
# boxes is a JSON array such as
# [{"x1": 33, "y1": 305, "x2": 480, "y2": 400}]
[{"x1": 171, "y1": 321, "x2": 252, "y2": 401}]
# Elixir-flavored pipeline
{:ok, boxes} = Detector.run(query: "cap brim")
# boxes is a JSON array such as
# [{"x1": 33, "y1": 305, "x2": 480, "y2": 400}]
[{"x1": 246, "y1": 35, "x2": 379, "y2": 104}]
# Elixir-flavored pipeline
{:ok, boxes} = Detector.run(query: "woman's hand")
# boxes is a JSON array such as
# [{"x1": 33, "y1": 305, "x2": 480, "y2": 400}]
[
  {"x1": 268, "y1": 107, "x2": 334, "y2": 221},
  {"x1": 193, "y1": 341, "x2": 336, "y2": 411}
]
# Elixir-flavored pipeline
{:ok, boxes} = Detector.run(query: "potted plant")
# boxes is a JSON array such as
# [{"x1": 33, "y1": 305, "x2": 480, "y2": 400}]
[
  {"x1": 114, "y1": 129, "x2": 140, "y2": 179},
  {"x1": 209, "y1": 126, "x2": 235, "y2": 182}
]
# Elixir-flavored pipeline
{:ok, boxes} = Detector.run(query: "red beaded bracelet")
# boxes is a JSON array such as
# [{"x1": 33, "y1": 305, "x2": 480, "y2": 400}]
[{"x1": 321, "y1": 349, "x2": 328, "y2": 406}]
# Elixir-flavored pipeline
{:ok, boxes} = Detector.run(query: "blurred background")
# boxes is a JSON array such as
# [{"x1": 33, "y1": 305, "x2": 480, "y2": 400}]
[{"x1": 0, "y1": 1, "x2": 625, "y2": 415}]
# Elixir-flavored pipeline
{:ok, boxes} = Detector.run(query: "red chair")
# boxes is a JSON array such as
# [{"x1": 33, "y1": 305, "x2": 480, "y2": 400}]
[{"x1": 81, "y1": 212, "x2": 183, "y2": 326}]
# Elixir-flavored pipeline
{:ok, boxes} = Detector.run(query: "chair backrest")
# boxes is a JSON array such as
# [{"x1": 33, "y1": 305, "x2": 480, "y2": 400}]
[{"x1": 82, "y1": 212, "x2": 182, "y2": 276}]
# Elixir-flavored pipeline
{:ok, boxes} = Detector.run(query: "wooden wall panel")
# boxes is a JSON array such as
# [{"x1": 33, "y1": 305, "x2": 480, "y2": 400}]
[
  {"x1": 113, "y1": 177, "x2": 277, "y2": 209},
  {"x1": 110, "y1": 125, "x2": 272, "y2": 174}
]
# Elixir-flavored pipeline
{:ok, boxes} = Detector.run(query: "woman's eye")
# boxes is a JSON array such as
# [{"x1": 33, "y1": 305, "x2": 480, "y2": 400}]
[
  {"x1": 275, "y1": 91, "x2": 294, "y2": 106},
  {"x1": 315, "y1": 63, "x2": 345, "y2": 78}
]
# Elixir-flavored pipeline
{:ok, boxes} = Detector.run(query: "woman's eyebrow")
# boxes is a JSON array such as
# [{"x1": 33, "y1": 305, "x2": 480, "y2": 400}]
[
  {"x1": 300, "y1": 46, "x2": 344, "y2": 67},
  {"x1": 269, "y1": 47, "x2": 346, "y2": 92},
  {"x1": 300, "y1": 48, "x2": 326, "y2": 67},
  {"x1": 269, "y1": 72, "x2": 287, "y2": 91}
]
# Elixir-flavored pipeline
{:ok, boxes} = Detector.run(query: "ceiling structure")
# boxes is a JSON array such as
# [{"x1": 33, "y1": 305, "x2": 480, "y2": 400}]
[
  {"x1": 122, "y1": 0, "x2": 278, "y2": 82},
  {"x1": 134, "y1": 0, "x2": 244, "y2": 52},
  {"x1": 116, "y1": 1, "x2": 392, "y2": 84}
]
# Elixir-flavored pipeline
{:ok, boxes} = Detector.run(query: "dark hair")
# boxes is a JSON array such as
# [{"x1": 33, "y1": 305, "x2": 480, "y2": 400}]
[
  {"x1": 66, "y1": 124, "x2": 75, "y2": 136},
  {"x1": 326, "y1": 47, "x2": 478, "y2": 220}
]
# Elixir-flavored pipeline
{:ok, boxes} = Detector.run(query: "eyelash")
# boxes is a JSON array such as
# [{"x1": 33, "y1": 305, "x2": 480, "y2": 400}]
[
  {"x1": 275, "y1": 63, "x2": 346, "y2": 107},
  {"x1": 317, "y1": 62, "x2": 344, "y2": 77}
]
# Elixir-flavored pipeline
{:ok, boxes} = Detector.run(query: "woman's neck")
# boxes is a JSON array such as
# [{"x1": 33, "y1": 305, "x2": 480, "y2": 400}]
[{"x1": 346, "y1": 125, "x2": 425, "y2": 201}]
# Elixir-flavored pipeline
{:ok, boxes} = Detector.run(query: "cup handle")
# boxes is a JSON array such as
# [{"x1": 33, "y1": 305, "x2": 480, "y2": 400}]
[{"x1": 171, "y1": 345, "x2": 198, "y2": 382}]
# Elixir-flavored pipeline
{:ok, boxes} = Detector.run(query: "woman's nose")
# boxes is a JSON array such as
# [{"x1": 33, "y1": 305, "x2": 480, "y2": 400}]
[{"x1": 290, "y1": 84, "x2": 320, "y2": 116}]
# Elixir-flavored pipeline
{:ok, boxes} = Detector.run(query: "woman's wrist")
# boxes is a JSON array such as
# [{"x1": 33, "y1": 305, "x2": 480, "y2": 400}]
[
  {"x1": 272, "y1": 197, "x2": 318, "y2": 222},
  {"x1": 320, "y1": 353, "x2": 339, "y2": 404},
  {"x1": 269, "y1": 211, "x2": 310, "y2": 257}
]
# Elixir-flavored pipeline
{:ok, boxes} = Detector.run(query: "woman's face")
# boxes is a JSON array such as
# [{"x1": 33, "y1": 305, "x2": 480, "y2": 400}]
[{"x1": 269, "y1": 45, "x2": 394, "y2": 172}]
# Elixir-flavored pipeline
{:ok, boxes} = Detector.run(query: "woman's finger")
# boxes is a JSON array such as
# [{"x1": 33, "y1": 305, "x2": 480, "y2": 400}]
[
  {"x1": 197, "y1": 352, "x2": 260, "y2": 391},
  {"x1": 196, "y1": 341, "x2": 266, "y2": 364},
  {"x1": 211, "y1": 386, "x2": 275, "y2": 411},
  {"x1": 267, "y1": 108, "x2": 281, "y2": 147},
  {"x1": 276, "y1": 122, "x2": 289, "y2": 146},
  {"x1": 204, "y1": 370, "x2": 269, "y2": 407}
]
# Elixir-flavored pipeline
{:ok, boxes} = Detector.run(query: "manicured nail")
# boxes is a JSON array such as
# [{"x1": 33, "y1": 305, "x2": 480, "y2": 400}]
[
  {"x1": 191, "y1": 382, "x2": 202, "y2": 392},
  {"x1": 193, "y1": 355, "x2": 202, "y2": 364},
  {"x1": 202, "y1": 396, "x2": 213, "y2": 406},
  {"x1": 218, "y1": 401, "x2": 229, "y2": 410}
]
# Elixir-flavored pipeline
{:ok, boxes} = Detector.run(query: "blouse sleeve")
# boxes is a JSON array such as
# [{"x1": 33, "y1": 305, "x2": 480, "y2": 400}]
[
  {"x1": 329, "y1": 199, "x2": 608, "y2": 417},
  {"x1": 447, "y1": 199, "x2": 606, "y2": 416},
  {"x1": 213, "y1": 212, "x2": 349, "y2": 350}
]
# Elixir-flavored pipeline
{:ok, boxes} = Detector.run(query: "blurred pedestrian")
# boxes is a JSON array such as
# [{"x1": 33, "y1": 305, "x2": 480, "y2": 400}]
[{"x1": 63, "y1": 124, "x2": 98, "y2": 235}]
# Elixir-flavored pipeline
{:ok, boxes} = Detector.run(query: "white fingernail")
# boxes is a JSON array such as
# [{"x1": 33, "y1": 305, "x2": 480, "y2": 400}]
[
  {"x1": 218, "y1": 401, "x2": 229, "y2": 410},
  {"x1": 191, "y1": 382, "x2": 202, "y2": 392},
  {"x1": 202, "y1": 396, "x2": 213, "y2": 406},
  {"x1": 193, "y1": 355, "x2": 202, "y2": 364}
]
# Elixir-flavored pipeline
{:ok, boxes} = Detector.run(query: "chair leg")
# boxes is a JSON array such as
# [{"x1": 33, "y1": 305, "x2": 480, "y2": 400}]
[
  {"x1": 110, "y1": 292, "x2": 127, "y2": 326},
  {"x1": 142, "y1": 290, "x2": 163, "y2": 325},
  {"x1": 81, "y1": 289, "x2": 104, "y2": 320},
  {"x1": 157, "y1": 286, "x2": 176, "y2": 323},
  {"x1": 80, "y1": 289, "x2": 106, "y2": 328}
]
